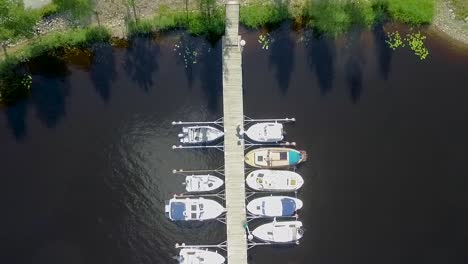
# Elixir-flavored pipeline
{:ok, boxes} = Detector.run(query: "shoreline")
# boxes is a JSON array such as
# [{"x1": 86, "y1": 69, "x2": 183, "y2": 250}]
[{"x1": 432, "y1": 0, "x2": 468, "y2": 46}]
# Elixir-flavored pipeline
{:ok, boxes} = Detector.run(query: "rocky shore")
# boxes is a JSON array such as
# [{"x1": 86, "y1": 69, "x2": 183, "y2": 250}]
[
  {"x1": 433, "y1": 0, "x2": 468, "y2": 45},
  {"x1": 6, "y1": 0, "x2": 468, "y2": 53}
]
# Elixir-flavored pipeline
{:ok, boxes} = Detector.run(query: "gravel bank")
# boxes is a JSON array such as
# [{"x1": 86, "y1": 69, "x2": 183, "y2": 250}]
[{"x1": 433, "y1": 0, "x2": 468, "y2": 45}]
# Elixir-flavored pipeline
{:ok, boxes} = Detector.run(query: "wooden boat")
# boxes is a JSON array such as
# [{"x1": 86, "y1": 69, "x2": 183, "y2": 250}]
[
  {"x1": 247, "y1": 196, "x2": 303, "y2": 217},
  {"x1": 243, "y1": 122, "x2": 284, "y2": 142},
  {"x1": 178, "y1": 126, "x2": 224, "y2": 144},
  {"x1": 184, "y1": 175, "x2": 224, "y2": 193},
  {"x1": 244, "y1": 148, "x2": 307, "y2": 168},
  {"x1": 176, "y1": 248, "x2": 225, "y2": 264},
  {"x1": 245, "y1": 169, "x2": 304, "y2": 192},
  {"x1": 165, "y1": 198, "x2": 225, "y2": 221},
  {"x1": 252, "y1": 220, "x2": 304, "y2": 243}
]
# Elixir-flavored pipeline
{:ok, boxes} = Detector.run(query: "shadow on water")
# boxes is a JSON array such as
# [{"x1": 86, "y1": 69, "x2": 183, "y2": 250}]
[
  {"x1": 269, "y1": 24, "x2": 295, "y2": 94},
  {"x1": 344, "y1": 28, "x2": 365, "y2": 103},
  {"x1": 173, "y1": 34, "x2": 199, "y2": 88},
  {"x1": 90, "y1": 43, "x2": 117, "y2": 102},
  {"x1": 373, "y1": 23, "x2": 393, "y2": 79},
  {"x1": 5, "y1": 101, "x2": 28, "y2": 139},
  {"x1": 124, "y1": 37, "x2": 160, "y2": 92},
  {"x1": 199, "y1": 40, "x2": 222, "y2": 112},
  {"x1": 305, "y1": 31, "x2": 336, "y2": 95}
]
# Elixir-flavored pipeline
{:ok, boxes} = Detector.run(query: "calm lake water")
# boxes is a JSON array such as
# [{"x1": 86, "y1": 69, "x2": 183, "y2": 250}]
[{"x1": 1, "y1": 24, "x2": 468, "y2": 264}]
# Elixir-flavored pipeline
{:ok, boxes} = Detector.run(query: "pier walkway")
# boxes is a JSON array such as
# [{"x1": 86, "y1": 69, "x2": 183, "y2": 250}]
[{"x1": 222, "y1": 1, "x2": 248, "y2": 263}]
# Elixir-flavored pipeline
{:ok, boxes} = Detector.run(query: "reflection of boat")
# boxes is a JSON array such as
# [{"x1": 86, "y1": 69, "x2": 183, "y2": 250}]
[
  {"x1": 176, "y1": 248, "x2": 225, "y2": 264},
  {"x1": 243, "y1": 122, "x2": 284, "y2": 142},
  {"x1": 184, "y1": 175, "x2": 224, "y2": 193},
  {"x1": 252, "y1": 220, "x2": 304, "y2": 243},
  {"x1": 178, "y1": 126, "x2": 224, "y2": 144},
  {"x1": 244, "y1": 148, "x2": 307, "y2": 168},
  {"x1": 246, "y1": 169, "x2": 304, "y2": 192},
  {"x1": 165, "y1": 198, "x2": 225, "y2": 221},
  {"x1": 247, "y1": 196, "x2": 303, "y2": 217}
]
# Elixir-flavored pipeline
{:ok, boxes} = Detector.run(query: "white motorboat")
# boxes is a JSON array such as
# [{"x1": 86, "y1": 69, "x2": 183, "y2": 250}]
[
  {"x1": 252, "y1": 220, "x2": 304, "y2": 243},
  {"x1": 176, "y1": 248, "x2": 225, "y2": 264},
  {"x1": 165, "y1": 198, "x2": 225, "y2": 221},
  {"x1": 243, "y1": 122, "x2": 284, "y2": 142},
  {"x1": 184, "y1": 175, "x2": 224, "y2": 193},
  {"x1": 178, "y1": 126, "x2": 224, "y2": 144},
  {"x1": 246, "y1": 169, "x2": 304, "y2": 192},
  {"x1": 247, "y1": 196, "x2": 303, "y2": 217},
  {"x1": 245, "y1": 148, "x2": 307, "y2": 168}
]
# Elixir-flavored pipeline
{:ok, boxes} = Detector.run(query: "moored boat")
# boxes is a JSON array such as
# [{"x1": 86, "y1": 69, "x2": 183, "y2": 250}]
[
  {"x1": 247, "y1": 196, "x2": 303, "y2": 217},
  {"x1": 176, "y1": 248, "x2": 225, "y2": 264},
  {"x1": 243, "y1": 122, "x2": 284, "y2": 142},
  {"x1": 165, "y1": 198, "x2": 225, "y2": 221},
  {"x1": 184, "y1": 175, "x2": 224, "y2": 193},
  {"x1": 178, "y1": 126, "x2": 224, "y2": 144},
  {"x1": 244, "y1": 148, "x2": 307, "y2": 168},
  {"x1": 251, "y1": 220, "x2": 304, "y2": 243},
  {"x1": 245, "y1": 169, "x2": 304, "y2": 192}
]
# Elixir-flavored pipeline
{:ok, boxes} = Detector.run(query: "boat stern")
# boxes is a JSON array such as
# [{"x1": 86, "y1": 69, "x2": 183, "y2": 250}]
[{"x1": 164, "y1": 200, "x2": 171, "y2": 218}]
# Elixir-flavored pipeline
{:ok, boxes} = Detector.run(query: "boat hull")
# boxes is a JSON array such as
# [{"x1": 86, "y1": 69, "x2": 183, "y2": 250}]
[
  {"x1": 178, "y1": 248, "x2": 225, "y2": 264},
  {"x1": 179, "y1": 126, "x2": 224, "y2": 144},
  {"x1": 252, "y1": 220, "x2": 304, "y2": 243},
  {"x1": 185, "y1": 175, "x2": 224, "y2": 193},
  {"x1": 165, "y1": 198, "x2": 225, "y2": 221},
  {"x1": 247, "y1": 196, "x2": 303, "y2": 217},
  {"x1": 245, "y1": 169, "x2": 304, "y2": 191},
  {"x1": 244, "y1": 148, "x2": 307, "y2": 168},
  {"x1": 244, "y1": 122, "x2": 284, "y2": 142}
]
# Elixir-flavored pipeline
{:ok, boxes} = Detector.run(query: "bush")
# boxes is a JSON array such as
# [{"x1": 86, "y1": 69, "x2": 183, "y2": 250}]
[
  {"x1": 387, "y1": 0, "x2": 435, "y2": 25},
  {"x1": 306, "y1": 0, "x2": 377, "y2": 36},
  {"x1": 450, "y1": 0, "x2": 468, "y2": 19},
  {"x1": 240, "y1": 2, "x2": 290, "y2": 28},
  {"x1": 0, "y1": 26, "x2": 111, "y2": 103},
  {"x1": 127, "y1": 7, "x2": 225, "y2": 40},
  {"x1": 35, "y1": 2, "x2": 60, "y2": 18}
]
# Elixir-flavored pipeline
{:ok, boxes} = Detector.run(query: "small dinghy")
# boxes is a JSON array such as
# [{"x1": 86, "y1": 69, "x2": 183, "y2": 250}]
[
  {"x1": 246, "y1": 169, "x2": 304, "y2": 192},
  {"x1": 247, "y1": 196, "x2": 303, "y2": 217},
  {"x1": 244, "y1": 148, "x2": 307, "y2": 168},
  {"x1": 176, "y1": 248, "x2": 225, "y2": 264},
  {"x1": 165, "y1": 198, "x2": 225, "y2": 221},
  {"x1": 243, "y1": 122, "x2": 284, "y2": 142},
  {"x1": 178, "y1": 126, "x2": 224, "y2": 144},
  {"x1": 252, "y1": 220, "x2": 304, "y2": 243},
  {"x1": 184, "y1": 175, "x2": 224, "y2": 193}
]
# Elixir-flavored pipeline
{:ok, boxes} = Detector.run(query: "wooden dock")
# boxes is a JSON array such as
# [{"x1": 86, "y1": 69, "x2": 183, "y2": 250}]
[{"x1": 223, "y1": 1, "x2": 248, "y2": 263}]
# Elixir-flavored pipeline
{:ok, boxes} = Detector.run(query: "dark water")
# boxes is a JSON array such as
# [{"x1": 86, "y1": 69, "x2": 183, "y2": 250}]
[{"x1": 1, "y1": 25, "x2": 468, "y2": 264}]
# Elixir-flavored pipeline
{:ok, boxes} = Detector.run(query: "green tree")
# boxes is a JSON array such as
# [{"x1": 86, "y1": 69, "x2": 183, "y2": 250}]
[
  {"x1": 198, "y1": 0, "x2": 216, "y2": 24},
  {"x1": 0, "y1": 0, "x2": 38, "y2": 57},
  {"x1": 127, "y1": 0, "x2": 138, "y2": 22},
  {"x1": 54, "y1": 0, "x2": 94, "y2": 24}
]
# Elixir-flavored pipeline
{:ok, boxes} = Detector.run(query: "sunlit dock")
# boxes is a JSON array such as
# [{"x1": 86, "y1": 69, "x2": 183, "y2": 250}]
[{"x1": 222, "y1": 1, "x2": 248, "y2": 263}]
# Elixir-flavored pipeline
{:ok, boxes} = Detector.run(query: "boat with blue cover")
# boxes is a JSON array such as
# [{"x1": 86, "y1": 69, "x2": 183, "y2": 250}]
[
  {"x1": 244, "y1": 148, "x2": 307, "y2": 168},
  {"x1": 165, "y1": 198, "x2": 225, "y2": 221},
  {"x1": 247, "y1": 196, "x2": 303, "y2": 217}
]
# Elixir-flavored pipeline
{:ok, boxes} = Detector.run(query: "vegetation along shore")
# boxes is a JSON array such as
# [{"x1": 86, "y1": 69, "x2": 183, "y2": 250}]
[{"x1": 0, "y1": 0, "x2": 467, "y2": 104}]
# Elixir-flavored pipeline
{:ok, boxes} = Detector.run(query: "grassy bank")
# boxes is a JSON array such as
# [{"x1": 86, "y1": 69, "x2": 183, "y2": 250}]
[
  {"x1": 241, "y1": 0, "x2": 435, "y2": 35},
  {"x1": 1, "y1": 0, "x2": 438, "y2": 104},
  {"x1": 450, "y1": 0, "x2": 468, "y2": 19},
  {"x1": 127, "y1": 5, "x2": 225, "y2": 41},
  {"x1": 0, "y1": 26, "x2": 111, "y2": 104}
]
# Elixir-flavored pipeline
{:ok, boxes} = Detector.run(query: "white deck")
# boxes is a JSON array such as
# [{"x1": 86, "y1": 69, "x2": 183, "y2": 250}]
[{"x1": 223, "y1": 1, "x2": 248, "y2": 263}]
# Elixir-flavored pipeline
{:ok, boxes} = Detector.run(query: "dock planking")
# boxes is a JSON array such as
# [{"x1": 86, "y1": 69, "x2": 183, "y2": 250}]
[{"x1": 223, "y1": 1, "x2": 248, "y2": 263}]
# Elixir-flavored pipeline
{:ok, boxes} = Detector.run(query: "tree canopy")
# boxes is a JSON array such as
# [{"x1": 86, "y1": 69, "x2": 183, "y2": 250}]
[
  {"x1": 0, "y1": 0, "x2": 38, "y2": 48},
  {"x1": 54, "y1": 0, "x2": 94, "y2": 23}
]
